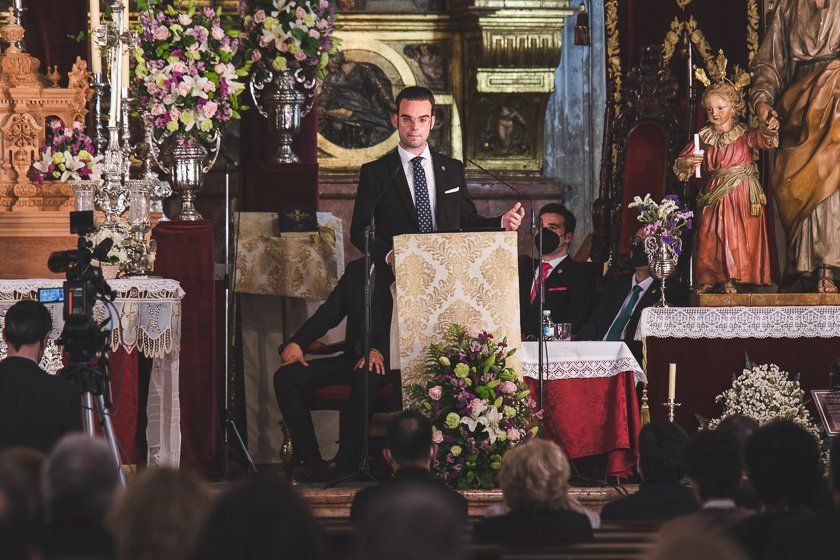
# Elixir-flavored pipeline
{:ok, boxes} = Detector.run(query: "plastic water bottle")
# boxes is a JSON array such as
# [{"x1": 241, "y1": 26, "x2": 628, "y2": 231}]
[{"x1": 542, "y1": 310, "x2": 555, "y2": 340}]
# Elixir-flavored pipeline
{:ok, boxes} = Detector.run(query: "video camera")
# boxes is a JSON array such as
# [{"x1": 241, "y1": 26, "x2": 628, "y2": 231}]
[{"x1": 47, "y1": 211, "x2": 116, "y2": 361}]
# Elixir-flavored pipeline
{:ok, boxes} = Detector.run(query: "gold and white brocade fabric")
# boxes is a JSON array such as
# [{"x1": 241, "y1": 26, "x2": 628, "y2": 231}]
[
  {"x1": 393, "y1": 232, "x2": 522, "y2": 401},
  {"x1": 233, "y1": 212, "x2": 345, "y2": 299}
]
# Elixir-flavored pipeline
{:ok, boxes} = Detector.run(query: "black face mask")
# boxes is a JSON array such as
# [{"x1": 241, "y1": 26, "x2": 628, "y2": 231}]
[
  {"x1": 630, "y1": 237, "x2": 649, "y2": 268},
  {"x1": 534, "y1": 227, "x2": 561, "y2": 255}
]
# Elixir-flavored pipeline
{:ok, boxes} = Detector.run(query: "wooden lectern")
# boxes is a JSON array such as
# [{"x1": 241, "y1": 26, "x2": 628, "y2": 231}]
[{"x1": 392, "y1": 231, "x2": 522, "y2": 400}]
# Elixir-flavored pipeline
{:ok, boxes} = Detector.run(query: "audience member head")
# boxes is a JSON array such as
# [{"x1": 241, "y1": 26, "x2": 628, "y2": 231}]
[
  {"x1": 536, "y1": 203, "x2": 576, "y2": 259},
  {"x1": 1, "y1": 300, "x2": 52, "y2": 362},
  {"x1": 638, "y1": 421, "x2": 688, "y2": 484},
  {"x1": 357, "y1": 485, "x2": 464, "y2": 560},
  {"x1": 191, "y1": 476, "x2": 323, "y2": 560},
  {"x1": 41, "y1": 434, "x2": 121, "y2": 527},
  {"x1": 744, "y1": 420, "x2": 828, "y2": 510},
  {"x1": 110, "y1": 467, "x2": 211, "y2": 560},
  {"x1": 383, "y1": 410, "x2": 435, "y2": 472},
  {"x1": 715, "y1": 415, "x2": 761, "y2": 508},
  {"x1": 0, "y1": 448, "x2": 45, "y2": 528},
  {"x1": 0, "y1": 455, "x2": 42, "y2": 560},
  {"x1": 498, "y1": 439, "x2": 572, "y2": 514},
  {"x1": 682, "y1": 429, "x2": 741, "y2": 503}
]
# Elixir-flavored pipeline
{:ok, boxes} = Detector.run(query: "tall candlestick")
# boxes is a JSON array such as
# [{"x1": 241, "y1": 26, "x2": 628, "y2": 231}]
[
  {"x1": 693, "y1": 133, "x2": 701, "y2": 179},
  {"x1": 90, "y1": 1, "x2": 101, "y2": 74},
  {"x1": 668, "y1": 363, "x2": 677, "y2": 401},
  {"x1": 120, "y1": 1, "x2": 130, "y2": 88}
]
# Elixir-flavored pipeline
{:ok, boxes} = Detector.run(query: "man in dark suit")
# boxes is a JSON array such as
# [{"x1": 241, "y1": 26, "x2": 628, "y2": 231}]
[
  {"x1": 578, "y1": 234, "x2": 664, "y2": 363},
  {"x1": 350, "y1": 410, "x2": 467, "y2": 523},
  {"x1": 350, "y1": 86, "x2": 525, "y2": 264},
  {"x1": 520, "y1": 204, "x2": 596, "y2": 338},
  {"x1": 274, "y1": 258, "x2": 393, "y2": 482},
  {"x1": 0, "y1": 301, "x2": 81, "y2": 454},
  {"x1": 600, "y1": 420, "x2": 698, "y2": 522}
]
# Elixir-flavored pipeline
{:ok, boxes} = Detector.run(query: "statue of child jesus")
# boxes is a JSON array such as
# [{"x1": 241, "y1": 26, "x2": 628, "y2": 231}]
[{"x1": 674, "y1": 81, "x2": 779, "y2": 294}]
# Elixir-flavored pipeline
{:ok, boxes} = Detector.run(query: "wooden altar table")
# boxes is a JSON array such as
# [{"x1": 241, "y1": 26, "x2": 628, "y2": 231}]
[
  {"x1": 521, "y1": 341, "x2": 645, "y2": 479},
  {"x1": 0, "y1": 278, "x2": 184, "y2": 466}
]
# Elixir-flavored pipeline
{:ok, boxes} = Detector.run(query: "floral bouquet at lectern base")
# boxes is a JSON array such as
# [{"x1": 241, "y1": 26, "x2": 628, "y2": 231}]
[{"x1": 406, "y1": 324, "x2": 540, "y2": 489}]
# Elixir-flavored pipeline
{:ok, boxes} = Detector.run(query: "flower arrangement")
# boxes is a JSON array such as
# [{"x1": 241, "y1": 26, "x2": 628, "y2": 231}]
[
  {"x1": 628, "y1": 194, "x2": 694, "y2": 254},
  {"x1": 705, "y1": 356, "x2": 824, "y2": 447},
  {"x1": 134, "y1": 0, "x2": 246, "y2": 136},
  {"x1": 87, "y1": 227, "x2": 129, "y2": 266},
  {"x1": 31, "y1": 122, "x2": 103, "y2": 184},
  {"x1": 238, "y1": 0, "x2": 339, "y2": 80},
  {"x1": 406, "y1": 324, "x2": 540, "y2": 489}
]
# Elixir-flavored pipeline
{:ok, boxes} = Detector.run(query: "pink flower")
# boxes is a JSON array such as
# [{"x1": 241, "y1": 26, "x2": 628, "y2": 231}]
[
  {"x1": 507, "y1": 428, "x2": 521, "y2": 442},
  {"x1": 470, "y1": 398, "x2": 487, "y2": 415},
  {"x1": 320, "y1": 0, "x2": 329, "y2": 8},
  {"x1": 432, "y1": 430, "x2": 443, "y2": 444},
  {"x1": 169, "y1": 107, "x2": 181, "y2": 120},
  {"x1": 211, "y1": 26, "x2": 225, "y2": 41},
  {"x1": 178, "y1": 14, "x2": 192, "y2": 26},
  {"x1": 294, "y1": 50, "x2": 307, "y2": 61},
  {"x1": 308, "y1": 29, "x2": 320, "y2": 39},
  {"x1": 295, "y1": 6, "x2": 306, "y2": 19},
  {"x1": 151, "y1": 104, "x2": 166, "y2": 116},
  {"x1": 428, "y1": 386, "x2": 442, "y2": 401},
  {"x1": 254, "y1": 9, "x2": 266, "y2": 23},
  {"x1": 466, "y1": 324, "x2": 480, "y2": 338},
  {"x1": 202, "y1": 101, "x2": 218, "y2": 118},
  {"x1": 278, "y1": 41, "x2": 289, "y2": 52},
  {"x1": 499, "y1": 381, "x2": 517, "y2": 394},
  {"x1": 251, "y1": 50, "x2": 262, "y2": 61},
  {"x1": 177, "y1": 81, "x2": 191, "y2": 96},
  {"x1": 153, "y1": 26, "x2": 171, "y2": 41}
]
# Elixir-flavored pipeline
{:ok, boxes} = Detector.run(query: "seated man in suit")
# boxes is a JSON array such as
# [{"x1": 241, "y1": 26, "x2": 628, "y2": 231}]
[
  {"x1": 350, "y1": 85, "x2": 524, "y2": 264},
  {"x1": 600, "y1": 421, "x2": 698, "y2": 522},
  {"x1": 578, "y1": 233, "x2": 662, "y2": 362},
  {"x1": 520, "y1": 204, "x2": 596, "y2": 339},
  {"x1": 350, "y1": 410, "x2": 468, "y2": 522},
  {"x1": 0, "y1": 301, "x2": 81, "y2": 453},
  {"x1": 274, "y1": 258, "x2": 393, "y2": 482}
]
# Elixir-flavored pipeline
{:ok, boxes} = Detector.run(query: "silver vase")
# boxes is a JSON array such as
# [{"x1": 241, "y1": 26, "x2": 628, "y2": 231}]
[
  {"x1": 249, "y1": 69, "x2": 317, "y2": 164},
  {"x1": 644, "y1": 235, "x2": 681, "y2": 307},
  {"x1": 151, "y1": 132, "x2": 220, "y2": 221}
]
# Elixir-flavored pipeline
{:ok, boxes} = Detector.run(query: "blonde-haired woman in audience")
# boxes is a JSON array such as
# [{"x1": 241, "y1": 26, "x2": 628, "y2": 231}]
[
  {"x1": 109, "y1": 467, "x2": 211, "y2": 560},
  {"x1": 473, "y1": 439, "x2": 594, "y2": 547}
]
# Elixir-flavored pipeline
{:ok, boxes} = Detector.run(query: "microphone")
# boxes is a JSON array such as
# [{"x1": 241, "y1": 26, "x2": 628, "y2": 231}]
[
  {"x1": 466, "y1": 157, "x2": 535, "y2": 233},
  {"x1": 91, "y1": 238, "x2": 114, "y2": 262},
  {"x1": 368, "y1": 162, "x2": 406, "y2": 227}
]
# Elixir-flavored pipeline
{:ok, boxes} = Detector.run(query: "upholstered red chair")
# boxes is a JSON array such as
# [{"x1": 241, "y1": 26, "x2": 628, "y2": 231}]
[{"x1": 594, "y1": 45, "x2": 686, "y2": 275}]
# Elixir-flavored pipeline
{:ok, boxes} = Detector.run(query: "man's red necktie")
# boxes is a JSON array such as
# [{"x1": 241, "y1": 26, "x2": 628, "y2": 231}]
[{"x1": 529, "y1": 261, "x2": 553, "y2": 304}]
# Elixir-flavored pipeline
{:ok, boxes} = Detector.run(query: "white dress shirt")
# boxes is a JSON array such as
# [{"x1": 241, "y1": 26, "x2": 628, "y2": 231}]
[
  {"x1": 602, "y1": 275, "x2": 654, "y2": 340},
  {"x1": 531, "y1": 254, "x2": 567, "y2": 295},
  {"x1": 398, "y1": 144, "x2": 437, "y2": 231}
]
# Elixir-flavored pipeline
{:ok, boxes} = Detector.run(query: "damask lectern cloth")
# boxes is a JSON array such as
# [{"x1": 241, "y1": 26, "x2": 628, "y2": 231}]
[
  {"x1": 233, "y1": 212, "x2": 345, "y2": 300},
  {"x1": 636, "y1": 306, "x2": 840, "y2": 339},
  {"x1": 393, "y1": 232, "x2": 522, "y2": 397},
  {"x1": 0, "y1": 278, "x2": 184, "y2": 466}
]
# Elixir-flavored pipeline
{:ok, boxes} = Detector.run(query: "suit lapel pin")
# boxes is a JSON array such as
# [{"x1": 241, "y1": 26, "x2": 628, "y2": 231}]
[{"x1": 441, "y1": 165, "x2": 446, "y2": 171}]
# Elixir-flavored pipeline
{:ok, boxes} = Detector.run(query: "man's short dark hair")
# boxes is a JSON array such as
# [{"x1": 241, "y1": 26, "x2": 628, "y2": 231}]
[
  {"x1": 2, "y1": 301, "x2": 52, "y2": 351},
  {"x1": 394, "y1": 86, "x2": 435, "y2": 115},
  {"x1": 385, "y1": 410, "x2": 433, "y2": 464},
  {"x1": 638, "y1": 420, "x2": 688, "y2": 484},
  {"x1": 745, "y1": 420, "x2": 827, "y2": 509},
  {"x1": 682, "y1": 429, "x2": 741, "y2": 501},
  {"x1": 538, "y1": 203, "x2": 576, "y2": 234}
]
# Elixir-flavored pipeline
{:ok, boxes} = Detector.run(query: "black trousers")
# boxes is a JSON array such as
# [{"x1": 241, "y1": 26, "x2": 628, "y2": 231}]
[{"x1": 273, "y1": 353, "x2": 385, "y2": 470}]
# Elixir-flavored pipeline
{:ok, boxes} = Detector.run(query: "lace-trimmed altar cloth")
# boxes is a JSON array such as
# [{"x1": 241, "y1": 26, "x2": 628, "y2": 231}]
[
  {"x1": 0, "y1": 277, "x2": 185, "y2": 467},
  {"x1": 521, "y1": 341, "x2": 647, "y2": 384},
  {"x1": 636, "y1": 306, "x2": 840, "y2": 340}
]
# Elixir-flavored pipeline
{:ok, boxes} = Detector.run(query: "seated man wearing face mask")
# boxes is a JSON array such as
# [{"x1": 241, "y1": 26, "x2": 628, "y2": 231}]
[
  {"x1": 519, "y1": 204, "x2": 596, "y2": 339},
  {"x1": 578, "y1": 232, "x2": 663, "y2": 363}
]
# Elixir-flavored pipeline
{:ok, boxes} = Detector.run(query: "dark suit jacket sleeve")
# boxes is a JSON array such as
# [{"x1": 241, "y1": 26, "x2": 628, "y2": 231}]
[
  {"x1": 569, "y1": 265, "x2": 597, "y2": 334},
  {"x1": 456, "y1": 161, "x2": 501, "y2": 229},
  {"x1": 288, "y1": 273, "x2": 349, "y2": 350},
  {"x1": 65, "y1": 385, "x2": 83, "y2": 434},
  {"x1": 350, "y1": 163, "x2": 394, "y2": 261}
]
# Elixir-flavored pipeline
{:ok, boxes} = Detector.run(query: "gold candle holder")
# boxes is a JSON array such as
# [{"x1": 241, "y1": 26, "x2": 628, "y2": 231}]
[{"x1": 662, "y1": 399, "x2": 681, "y2": 423}]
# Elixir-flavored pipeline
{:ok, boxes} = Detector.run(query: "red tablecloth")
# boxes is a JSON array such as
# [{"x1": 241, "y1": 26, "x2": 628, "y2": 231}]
[{"x1": 525, "y1": 372, "x2": 640, "y2": 479}]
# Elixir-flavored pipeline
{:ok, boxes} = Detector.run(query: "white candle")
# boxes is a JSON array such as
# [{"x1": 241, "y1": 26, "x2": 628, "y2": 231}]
[
  {"x1": 668, "y1": 363, "x2": 677, "y2": 401},
  {"x1": 693, "y1": 133, "x2": 701, "y2": 179},
  {"x1": 90, "y1": 0, "x2": 102, "y2": 74},
  {"x1": 120, "y1": 1, "x2": 130, "y2": 88}
]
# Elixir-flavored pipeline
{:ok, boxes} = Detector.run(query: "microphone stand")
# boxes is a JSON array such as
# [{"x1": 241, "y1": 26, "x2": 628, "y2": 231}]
[{"x1": 218, "y1": 156, "x2": 257, "y2": 477}]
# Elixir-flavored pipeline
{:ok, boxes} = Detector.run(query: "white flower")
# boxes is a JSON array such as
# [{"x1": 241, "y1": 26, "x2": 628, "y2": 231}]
[
  {"x1": 261, "y1": 22, "x2": 288, "y2": 45},
  {"x1": 214, "y1": 62, "x2": 238, "y2": 83}
]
